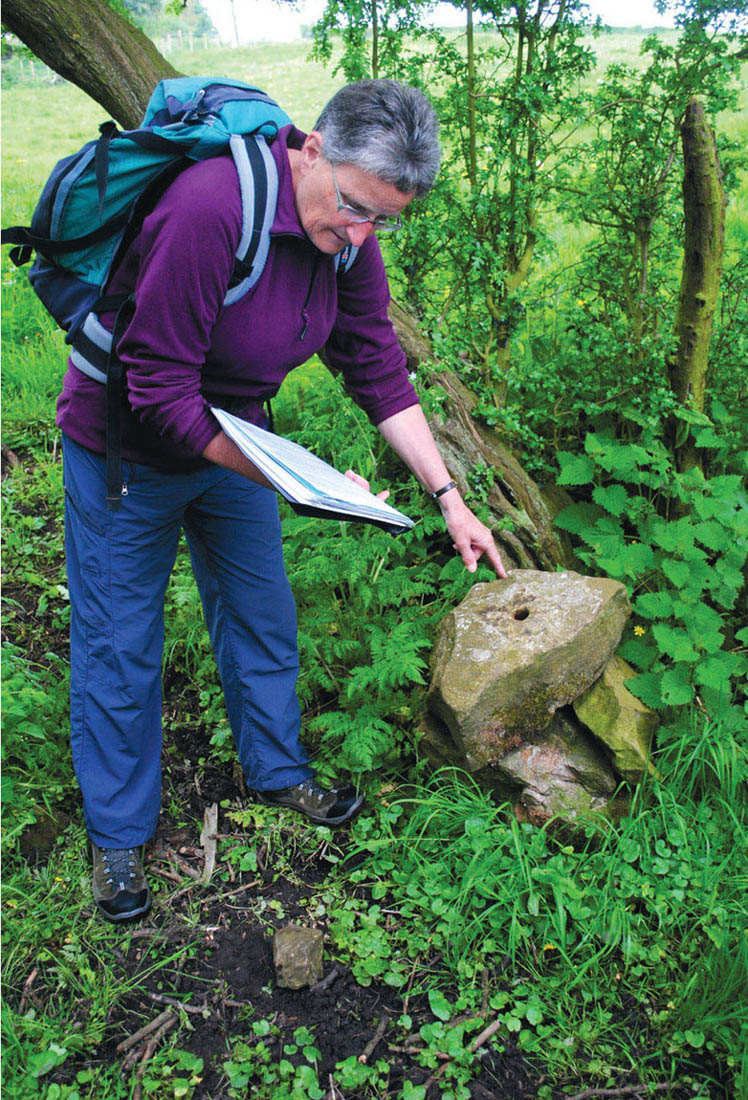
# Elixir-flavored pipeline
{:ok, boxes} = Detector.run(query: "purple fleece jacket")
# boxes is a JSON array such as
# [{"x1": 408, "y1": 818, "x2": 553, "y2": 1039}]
[{"x1": 56, "y1": 125, "x2": 419, "y2": 471}]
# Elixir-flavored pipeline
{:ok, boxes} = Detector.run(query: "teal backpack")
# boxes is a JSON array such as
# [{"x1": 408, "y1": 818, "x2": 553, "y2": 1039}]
[{"x1": 2, "y1": 76, "x2": 358, "y2": 504}]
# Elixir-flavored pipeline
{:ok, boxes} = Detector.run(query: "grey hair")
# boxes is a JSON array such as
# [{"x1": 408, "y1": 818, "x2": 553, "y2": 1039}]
[{"x1": 314, "y1": 79, "x2": 440, "y2": 199}]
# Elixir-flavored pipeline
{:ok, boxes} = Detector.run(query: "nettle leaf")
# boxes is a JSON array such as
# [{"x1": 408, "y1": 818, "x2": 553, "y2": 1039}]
[
  {"x1": 557, "y1": 452, "x2": 596, "y2": 486},
  {"x1": 652, "y1": 624, "x2": 699, "y2": 663},
  {"x1": 726, "y1": 542, "x2": 748, "y2": 571},
  {"x1": 707, "y1": 474, "x2": 744, "y2": 497},
  {"x1": 711, "y1": 561, "x2": 746, "y2": 607},
  {"x1": 622, "y1": 542, "x2": 656, "y2": 577},
  {"x1": 695, "y1": 651, "x2": 748, "y2": 689},
  {"x1": 592, "y1": 484, "x2": 630, "y2": 517},
  {"x1": 652, "y1": 517, "x2": 696, "y2": 554},
  {"x1": 693, "y1": 426, "x2": 723, "y2": 449},
  {"x1": 554, "y1": 502, "x2": 605, "y2": 537},
  {"x1": 692, "y1": 520, "x2": 730, "y2": 552},
  {"x1": 685, "y1": 623, "x2": 724, "y2": 655},
  {"x1": 736, "y1": 626, "x2": 748, "y2": 645},
  {"x1": 634, "y1": 591, "x2": 675, "y2": 619},
  {"x1": 660, "y1": 666, "x2": 695, "y2": 706},
  {"x1": 675, "y1": 600, "x2": 723, "y2": 635},
  {"x1": 619, "y1": 637, "x2": 658, "y2": 671},
  {"x1": 625, "y1": 669, "x2": 663, "y2": 708},
  {"x1": 661, "y1": 558, "x2": 691, "y2": 588},
  {"x1": 664, "y1": 555, "x2": 710, "y2": 594}
]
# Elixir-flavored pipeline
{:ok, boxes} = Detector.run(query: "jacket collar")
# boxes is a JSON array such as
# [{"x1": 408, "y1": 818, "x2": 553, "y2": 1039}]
[{"x1": 271, "y1": 124, "x2": 308, "y2": 239}]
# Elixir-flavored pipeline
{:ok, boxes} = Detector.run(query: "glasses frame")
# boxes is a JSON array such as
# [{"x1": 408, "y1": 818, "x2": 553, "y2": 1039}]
[{"x1": 329, "y1": 161, "x2": 402, "y2": 232}]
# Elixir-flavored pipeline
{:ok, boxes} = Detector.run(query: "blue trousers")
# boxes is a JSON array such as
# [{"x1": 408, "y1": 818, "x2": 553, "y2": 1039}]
[{"x1": 62, "y1": 435, "x2": 312, "y2": 848}]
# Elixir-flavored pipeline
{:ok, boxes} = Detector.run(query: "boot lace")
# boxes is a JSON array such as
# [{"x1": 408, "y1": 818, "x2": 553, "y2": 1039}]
[
  {"x1": 296, "y1": 778, "x2": 329, "y2": 804},
  {"x1": 101, "y1": 848, "x2": 138, "y2": 890}
]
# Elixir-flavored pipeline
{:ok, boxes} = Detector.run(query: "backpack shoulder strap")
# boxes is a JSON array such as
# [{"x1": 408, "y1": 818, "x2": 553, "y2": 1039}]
[
  {"x1": 334, "y1": 241, "x2": 359, "y2": 275},
  {"x1": 224, "y1": 133, "x2": 278, "y2": 304}
]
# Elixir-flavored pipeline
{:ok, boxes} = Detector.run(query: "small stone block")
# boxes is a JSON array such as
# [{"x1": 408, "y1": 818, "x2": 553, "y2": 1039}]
[{"x1": 273, "y1": 925, "x2": 324, "y2": 989}]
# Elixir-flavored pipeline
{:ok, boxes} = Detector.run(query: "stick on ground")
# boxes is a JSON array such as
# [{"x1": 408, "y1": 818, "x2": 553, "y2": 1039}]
[{"x1": 358, "y1": 1014, "x2": 388, "y2": 1064}]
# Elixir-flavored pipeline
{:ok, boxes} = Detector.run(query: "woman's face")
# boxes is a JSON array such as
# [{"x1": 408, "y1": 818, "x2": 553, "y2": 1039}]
[{"x1": 292, "y1": 131, "x2": 414, "y2": 254}]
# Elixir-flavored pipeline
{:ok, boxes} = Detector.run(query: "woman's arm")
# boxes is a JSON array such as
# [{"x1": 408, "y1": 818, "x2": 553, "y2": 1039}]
[{"x1": 377, "y1": 404, "x2": 507, "y2": 577}]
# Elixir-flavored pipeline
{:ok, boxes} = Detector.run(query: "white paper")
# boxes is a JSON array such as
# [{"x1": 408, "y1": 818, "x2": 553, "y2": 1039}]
[{"x1": 212, "y1": 407, "x2": 414, "y2": 532}]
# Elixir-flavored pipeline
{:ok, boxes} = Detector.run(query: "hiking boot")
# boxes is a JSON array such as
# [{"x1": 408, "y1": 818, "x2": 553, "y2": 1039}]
[
  {"x1": 255, "y1": 777, "x2": 364, "y2": 826},
  {"x1": 91, "y1": 841, "x2": 151, "y2": 923}
]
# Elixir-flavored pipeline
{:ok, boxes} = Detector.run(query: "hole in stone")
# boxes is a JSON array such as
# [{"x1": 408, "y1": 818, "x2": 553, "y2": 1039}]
[{"x1": 513, "y1": 607, "x2": 530, "y2": 621}]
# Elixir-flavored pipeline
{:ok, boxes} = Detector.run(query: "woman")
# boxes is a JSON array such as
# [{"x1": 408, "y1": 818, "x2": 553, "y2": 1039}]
[{"x1": 56, "y1": 79, "x2": 507, "y2": 922}]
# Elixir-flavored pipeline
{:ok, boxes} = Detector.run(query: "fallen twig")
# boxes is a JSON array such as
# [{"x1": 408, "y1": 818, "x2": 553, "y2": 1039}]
[
  {"x1": 207, "y1": 879, "x2": 261, "y2": 904},
  {"x1": 423, "y1": 1015, "x2": 503, "y2": 1095},
  {"x1": 402, "y1": 953, "x2": 422, "y2": 1016},
  {"x1": 566, "y1": 1085, "x2": 673, "y2": 1100},
  {"x1": 18, "y1": 966, "x2": 39, "y2": 1013},
  {"x1": 132, "y1": 1012, "x2": 178, "y2": 1099},
  {"x1": 326, "y1": 1072, "x2": 346, "y2": 1099},
  {"x1": 200, "y1": 803, "x2": 219, "y2": 883},
  {"x1": 224, "y1": 997, "x2": 254, "y2": 1010},
  {"x1": 480, "y1": 967, "x2": 489, "y2": 1018},
  {"x1": 469, "y1": 1016, "x2": 502, "y2": 1052},
  {"x1": 358, "y1": 1014, "x2": 388, "y2": 1064},
  {"x1": 116, "y1": 1009, "x2": 174, "y2": 1055},
  {"x1": 166, "y1": 846, "x2": 202, "y2": 881},
  {"x1": 310, "y1": 967, "x2": 340, "y2": 994},
  {"x1": 144, "y1": 991, "x2": 208, "y2": 1015},
  {"x1": 150, "y1": 866, "x2": 182, "y2": 884}
]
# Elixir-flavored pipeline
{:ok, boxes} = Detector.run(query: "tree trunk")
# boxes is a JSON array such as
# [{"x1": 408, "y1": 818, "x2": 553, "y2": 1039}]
[
  {"x1": 2, "y1": 0, "x2": 178, "y2": 129},
  {"x1": 5, "y1": 0, "x2": 574, "y2": 572},
  {"x1": 667, "y1": 97, "x2": 726, "y2": 473}
]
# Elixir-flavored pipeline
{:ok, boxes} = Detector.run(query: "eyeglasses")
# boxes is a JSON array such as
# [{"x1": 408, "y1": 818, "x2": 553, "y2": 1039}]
[{"x1": 329, "y1": 161, "x2": 402, "y2": 232}]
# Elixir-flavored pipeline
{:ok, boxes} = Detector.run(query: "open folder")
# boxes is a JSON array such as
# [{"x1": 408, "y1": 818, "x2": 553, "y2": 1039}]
[{"x1": 212, "y1": 407, "x2": 415, "y2": 535}]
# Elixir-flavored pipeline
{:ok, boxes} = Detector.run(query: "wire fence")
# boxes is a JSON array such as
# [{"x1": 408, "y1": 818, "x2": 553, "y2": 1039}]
[{"x1": 1, "y1": 34, "x2": 220, "y2": 89}]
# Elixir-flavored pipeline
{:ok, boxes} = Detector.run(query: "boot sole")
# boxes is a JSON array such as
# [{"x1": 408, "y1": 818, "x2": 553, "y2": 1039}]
[{"x1": 255, "y1": 792, "x2": 365, "y2": 827}]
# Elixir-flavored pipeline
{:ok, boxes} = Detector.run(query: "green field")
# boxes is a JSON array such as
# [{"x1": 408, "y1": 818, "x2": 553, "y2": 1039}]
[{"x1": 2, "y1": 27, "x2": 747, "y2": 1100}]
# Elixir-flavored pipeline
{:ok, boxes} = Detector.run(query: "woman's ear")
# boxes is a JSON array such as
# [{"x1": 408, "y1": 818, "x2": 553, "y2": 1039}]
[{"x1": 299, "y1": 130, "x2": 325, "y2": 170}]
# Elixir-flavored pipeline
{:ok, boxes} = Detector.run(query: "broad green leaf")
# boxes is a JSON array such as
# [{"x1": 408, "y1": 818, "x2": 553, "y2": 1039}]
[
  {"x1": 554, "y1": 502, "x2": 605, "y2": 537},
  {"x1": 652, "y1": 518, "x2": 696, "y2": 553},
  {"x1": 634, "y1": 591, "x2": 674, "y2": 619},
  {"x1": 652, "y1": 624, "x2": 699, "y2": 663},
  {"x1": 661, "y1": 559, "x2": 692, "y2": 588},
  {"x1": 619, "y1": 637, "x2": 658, "y2": 671},
  {"x1": 592, "y1": 484, "x2": 629, "y2": 517},
  {"x1": 685, "y1": 623, "x2": 725, "y2": 655},
  {"x1": 428, "y1": 989, "x2": 452, "y2": 1021},
  {"x1": 621, "y1": 542, "x2": 656, "y2": 575},
  {"x1": 692, "y1": 521, "x2": 730, "y2": 551},
  {"x1": 557, "y1": 452, "x2": 596, "y2": 486},
  {"x1": 403, "y1": 1083, "x2": 427, "y2": 1100},
  {"x1": 624, "y1": 669, "x2": 663, "y2": 708},
  {"x1": 660, "y1": 667, "x2": 694, "y2": 706},
  {"x1": 675, "y1": 601, "x2": 722, "y2": 634},
  {"x1": 696, "y1": 652, "x2": 748, "y2": 690},
  {"x1": 693, "y1": 427, "x2": 722, "y2": 449}
]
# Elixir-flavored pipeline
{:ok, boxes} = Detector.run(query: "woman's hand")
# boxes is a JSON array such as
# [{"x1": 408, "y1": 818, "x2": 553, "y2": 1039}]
[
  {"x1": 439, "y1": 492, "x2": 507, "y2": 577},
  {"x1": 344, "y1": 469, "x2": 391, "y2": 502}
]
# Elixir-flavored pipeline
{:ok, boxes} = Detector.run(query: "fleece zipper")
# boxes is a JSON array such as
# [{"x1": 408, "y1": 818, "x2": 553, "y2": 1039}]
[{"x1": 299, "y1": 249, "x2": 320, "y2": 342}]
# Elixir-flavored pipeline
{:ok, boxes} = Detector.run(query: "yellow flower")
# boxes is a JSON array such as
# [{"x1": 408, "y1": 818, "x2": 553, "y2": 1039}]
[{"x1": 634, "y1": 625, "x2": 645, "y2": 636}]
